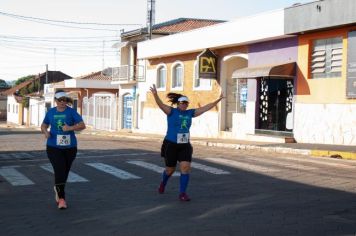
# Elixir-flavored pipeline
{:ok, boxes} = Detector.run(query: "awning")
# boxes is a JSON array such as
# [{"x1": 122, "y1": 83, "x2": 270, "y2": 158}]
[
  {"x1": 111, "y1": 41, "x2": 130, "y2": 49},
  {"x1": 232, "y1": 62, "x2": 296, "y2": 79}
]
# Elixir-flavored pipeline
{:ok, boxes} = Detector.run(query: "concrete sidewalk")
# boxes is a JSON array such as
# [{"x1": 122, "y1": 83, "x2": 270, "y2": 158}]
[
  {"x1": 80, "y1": 128, "x2": 356, "y2": 160},
  {"x1": 1, "y1": 122, "x2": 355, "y2": 160}
]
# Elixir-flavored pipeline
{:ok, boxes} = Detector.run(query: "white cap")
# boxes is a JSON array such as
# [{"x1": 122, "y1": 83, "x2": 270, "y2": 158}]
[
  {"x1": 54, "y1": 92, "x2": 68, "y2": 99},
  {"x1": 178, "y1": 96, "x2": 189, "y2": 102}
]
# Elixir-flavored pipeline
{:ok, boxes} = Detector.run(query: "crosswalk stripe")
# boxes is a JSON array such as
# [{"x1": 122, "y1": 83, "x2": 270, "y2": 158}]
[
  {"x1": 21, "y1": 153, "x2": 33, "y2": 158},
  {"x1": 0, "y1": 166, "x2": 34, "y2": 186},
  {"x1": 85, "y1": 163, "x2": 141, "y2": 180},
  {"x1": 191, "y1": 162, "x2": 230, "y2": 174},
  {"x1": 277, "y1": 156, "x2": 355, "y2": 169},
  {"x1": 244, "y1": 157, "x2": 318, "y2": 171},
  {"x1": 40, "y1": 164, "x2": 89, "y2": 183},
  {"x1": 204, "y1": 158, "x2": 280, "y2": 173},
  {"x1": 127, "y1": 160, "x2": 180, "y2": 176}
]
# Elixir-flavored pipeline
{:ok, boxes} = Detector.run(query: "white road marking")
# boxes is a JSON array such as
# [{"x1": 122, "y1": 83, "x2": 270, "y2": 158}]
[
  {"x1": 204, "y1": 158, "x2": 280, "y2": 173},
  {"x1": 40, "y1": 164, "x2": 89, "y2": 182},
  {"x1": 191, "y1": 162, "x2": 230, "y2": 174},
  {"x1": 77, "y1": 153, "x2": 152, "y2": 159},
  {"x1": 127, "y1": 160, "x2": 180, "y2": 176},
  {"x1": 245, "y1": 157, "x2": 318, "y2": 171},
  {"x1": 275, "y1": 156, "x2": 356, "y2": 169},
  {"x1": 0, "y1": 166, "x2": 34, "y2": 186},
  {"x1": 85, "y1": 162, "x2": 141, "y2": 180}
]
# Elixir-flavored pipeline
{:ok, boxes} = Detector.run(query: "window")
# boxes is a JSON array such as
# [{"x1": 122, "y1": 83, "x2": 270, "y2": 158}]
[
  {"x1": 171, "y1": 62, "x2": 183, "y2": 90},
  {"x1": 193, "y1": 61, "x2": 212, "y2": 90},
  {"x1": 235, "y1": 79, "x2": 247, "y2": 113},
  {"x1": 156, "y1": 65, "x2": 166, "y2": 90},
  {"x1": 311, "y1": 37, "x2": 343, "y2": 78},
  {"x1": 7, "y1": 104, "x2": 10, "y2": 113}
]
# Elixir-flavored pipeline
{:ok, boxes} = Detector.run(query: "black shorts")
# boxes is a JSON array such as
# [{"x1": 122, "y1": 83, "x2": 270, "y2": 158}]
[{"x1": 161, "y1": 139, "x2": 193, "y2": 167}]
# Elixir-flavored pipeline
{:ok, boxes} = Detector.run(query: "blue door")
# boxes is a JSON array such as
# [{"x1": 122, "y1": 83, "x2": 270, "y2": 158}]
[{"x1": 123, "y1": 95, "x2": 133, "y2": 129}]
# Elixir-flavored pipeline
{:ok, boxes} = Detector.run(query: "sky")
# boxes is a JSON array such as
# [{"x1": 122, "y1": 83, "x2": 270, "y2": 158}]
[{"x1": 0, "y1": 0, "x2": 313, "y2": 83}]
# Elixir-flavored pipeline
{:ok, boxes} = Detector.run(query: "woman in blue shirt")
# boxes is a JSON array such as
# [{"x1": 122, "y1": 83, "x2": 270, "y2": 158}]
[
  {"x1": 41, "y1": 90, "x2": 86, "y2": 209},
  {"x1": 150, "y1": 84, "x2": 223, "y2": 201}
]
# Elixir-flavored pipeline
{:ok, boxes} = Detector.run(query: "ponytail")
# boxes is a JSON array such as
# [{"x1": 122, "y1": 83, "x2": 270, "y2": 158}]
[{"x1": 167, "y1": 92, "x2": 184, "y2": 105}]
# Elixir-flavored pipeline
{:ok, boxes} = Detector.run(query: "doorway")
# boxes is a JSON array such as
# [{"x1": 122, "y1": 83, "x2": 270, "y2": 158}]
[{"x1": 257, "y1": 78, "x2": 293, "y2": 133}]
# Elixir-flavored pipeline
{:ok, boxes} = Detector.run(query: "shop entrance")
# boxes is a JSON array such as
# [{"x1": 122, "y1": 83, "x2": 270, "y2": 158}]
[{"x1": 257, "y1": 78, "x2": 294, "y2": 133}]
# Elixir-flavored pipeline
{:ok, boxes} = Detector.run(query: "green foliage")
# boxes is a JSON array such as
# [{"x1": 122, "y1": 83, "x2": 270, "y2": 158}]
[
  {"x1": 0, "y1": 79, "x2": 10, "y2": 88},
  {"x1": 15, "y1": 75, "x2": 34, "y2": 86},
  {"x1": 27, "y1": 80, "x2": 40, "y2": 94},
  {"x1": 22, "y1": 97, "x2": 29, "y2": 108},
  {"x1": 19, "y1": 87, "x2": 29, "y2": 96}
]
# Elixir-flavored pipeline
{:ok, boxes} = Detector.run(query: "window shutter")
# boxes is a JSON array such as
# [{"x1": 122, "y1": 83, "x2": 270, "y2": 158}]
[{"x1": 311, "y1": 37, "x2": 342, "y2": 78}]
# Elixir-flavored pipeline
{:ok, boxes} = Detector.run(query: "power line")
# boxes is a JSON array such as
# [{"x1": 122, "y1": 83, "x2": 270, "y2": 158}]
[
  {"x1": 6, "y1": 16, "x2": 121, "y2": 32},
  {"x1": 0, "y1": 10, "x2": 142, "y2": 26},
  {"x1": 0, "y1": 34, "x2": 119, "y2": 43},
  {"x1": 0, "y1": 44, "x2": 118, "y2": 57},
  {"x1": 0, "y1": 39, "x2": 119, "y2": 51}
]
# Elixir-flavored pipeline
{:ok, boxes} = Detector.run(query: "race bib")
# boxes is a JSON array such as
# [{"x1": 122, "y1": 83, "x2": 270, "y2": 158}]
[
  {"x1": 177, "y1": 133, "x2": 189, "y2": 144},
  {"x1": 56, "y1": 135, "x2": 71, "y2": 146}
]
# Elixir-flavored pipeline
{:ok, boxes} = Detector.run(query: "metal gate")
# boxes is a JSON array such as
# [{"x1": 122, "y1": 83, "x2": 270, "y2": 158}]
[{"x1": 82, "y1": 94, "x2": 118, "y2": 131}]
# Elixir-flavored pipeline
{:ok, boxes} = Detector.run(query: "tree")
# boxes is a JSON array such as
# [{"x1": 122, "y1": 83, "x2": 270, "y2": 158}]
[
  {"x1": 0, "y1": 79, "x2": 10, "y2": 88},
  {"x1": 15, "y1": 75, "x2": 34, "y2": 86}
]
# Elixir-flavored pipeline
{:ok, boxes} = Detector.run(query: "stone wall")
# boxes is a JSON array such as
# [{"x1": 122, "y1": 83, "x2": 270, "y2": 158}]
[{"x1": 294, "y1": 103, "x2": 356, "y2": 145}]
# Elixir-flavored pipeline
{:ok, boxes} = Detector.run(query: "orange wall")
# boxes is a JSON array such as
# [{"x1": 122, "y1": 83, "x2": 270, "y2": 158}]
[
  {"x1": 297, "y1": 26, "x2": 356, "y2": 104},
  {"x1": 145, "y1": 46, "x2": 247, "y2": 110}
]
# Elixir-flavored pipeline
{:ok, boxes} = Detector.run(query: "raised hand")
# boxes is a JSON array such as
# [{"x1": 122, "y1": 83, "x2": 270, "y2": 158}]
[{"x1": 150, "y1": 84, "x2": 157, "y2": 95}]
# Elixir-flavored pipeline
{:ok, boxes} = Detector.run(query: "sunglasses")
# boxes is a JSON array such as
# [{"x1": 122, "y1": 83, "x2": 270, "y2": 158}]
[
  {"x1": 57, "y1": 97, "x2": 68, "y2": 102},
  {"x1": 179, "y1": 101, "x2": 189, "y2": 105}
]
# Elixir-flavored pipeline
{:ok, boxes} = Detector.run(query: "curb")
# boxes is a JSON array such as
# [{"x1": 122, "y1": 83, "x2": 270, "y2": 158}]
[
  {"x1": 81, "y1": 131, "x2": 356, "y2": 159},
  {"x1": 191, "y1": 140, "x2": 312, "y2": 156},
  {"x1": 2, "y1": 125, "x2": 355, "y2": 160},
  {"x1": 311, "y1": 150, "x2": 356, "y2": 160}
]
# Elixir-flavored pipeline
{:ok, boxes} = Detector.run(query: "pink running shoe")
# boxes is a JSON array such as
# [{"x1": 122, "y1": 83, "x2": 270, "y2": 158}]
[
  {"x1": 58, "y1": 198, "x2": 67, "y2": 209},
  {"x1": 158, "y1": 182, "x2": 165, "y2": 194},
  {"x1": 179, "y1": 193, "x2": 191, "y2": 201}
]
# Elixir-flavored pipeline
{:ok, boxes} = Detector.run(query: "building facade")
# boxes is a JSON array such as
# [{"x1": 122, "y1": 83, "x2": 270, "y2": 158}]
[
  {"x1": 285, "y1": 0, "x2": 356, "y2": 145},
  {"x1": 135, "y1": 0, "x2": 356, "y2": 145}
]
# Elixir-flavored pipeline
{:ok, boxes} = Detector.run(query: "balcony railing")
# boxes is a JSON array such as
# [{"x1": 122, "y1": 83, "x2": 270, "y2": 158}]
[{"x1": 105, "y1": 65, "x2": 145, "y2": 84}]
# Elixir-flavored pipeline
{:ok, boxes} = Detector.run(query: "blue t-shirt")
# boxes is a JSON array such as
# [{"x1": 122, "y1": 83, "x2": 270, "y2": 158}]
[
  {"x1": 165, "y1": 108, "x2": 195, "y2": 143},
  {"x1": 42, "y1": 106, "x2": 83, "y2": 148}
]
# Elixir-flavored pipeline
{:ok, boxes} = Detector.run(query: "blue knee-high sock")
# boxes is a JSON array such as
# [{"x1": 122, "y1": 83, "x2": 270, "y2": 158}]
[
  {"x1": 162, "y1": 170, "x2": 171, "y2": 186},
  {"x1": 179, "y1": 173, "x2": 190, "y2": 193}
]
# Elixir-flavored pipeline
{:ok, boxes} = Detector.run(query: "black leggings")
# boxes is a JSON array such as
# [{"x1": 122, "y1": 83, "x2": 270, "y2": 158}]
[
  {"x1": 161, "y1": 139, "x2": 193, "y2": 167},
  {"x1": 46, "y1": 146, "x2": 77, "y2": 186}
]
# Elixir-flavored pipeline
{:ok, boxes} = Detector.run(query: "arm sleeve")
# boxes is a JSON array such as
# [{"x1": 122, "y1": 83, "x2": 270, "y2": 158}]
[{"x1": 72, "y1": 109, "x2": 84, "y2": 123}]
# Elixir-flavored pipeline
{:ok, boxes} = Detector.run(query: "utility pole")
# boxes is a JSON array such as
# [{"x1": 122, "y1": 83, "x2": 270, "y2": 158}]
[
  {"x1": 147, "y1": 0, "x2": 155, "y2": 40},
  {"x1": 45, "y1": 64, "x2": 48, "y2": 84},
  {"x1": 102, "y1": 40, "x2": 105, "y2": 70},
  {"x1": 53, "y1": 48, "x2": 57, "y2": 71}
]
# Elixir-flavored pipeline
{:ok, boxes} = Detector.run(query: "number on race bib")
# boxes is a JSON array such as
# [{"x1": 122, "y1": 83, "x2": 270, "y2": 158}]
[
  {"x1": 177, "y1": 133, "x2": 189, "y2": 144},
  {"x1": 56, "y1": 135, "x2": 71, "y2": 146}
]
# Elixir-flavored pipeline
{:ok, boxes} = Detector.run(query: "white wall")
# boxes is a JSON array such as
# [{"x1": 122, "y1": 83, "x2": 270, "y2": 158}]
[
  {"x1": 6, "y1": 96, "x2": 19, "y2": 124},
  {"x1": 65, "y1": 78, "x2": 118, "y2": 89},
  {"x1": 294, "y1": 103, "x2": 356, "y2": 145},
  {"x1": 29, "y1": 98, "x2": 45, "y2": 127},
  {"x1": 138, "y1": 10, "x2": 286, "y2": 59}
]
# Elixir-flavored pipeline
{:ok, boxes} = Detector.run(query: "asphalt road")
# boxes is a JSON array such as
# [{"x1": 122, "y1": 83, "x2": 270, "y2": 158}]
[{"x1": 1, "y1": 129, "x2": 356, "y2": 236}]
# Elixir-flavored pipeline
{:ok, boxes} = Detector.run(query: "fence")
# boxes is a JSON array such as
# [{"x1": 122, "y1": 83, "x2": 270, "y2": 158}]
[{"x1": 82, "y1": 95, "x2": 118, "y2": 131}]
